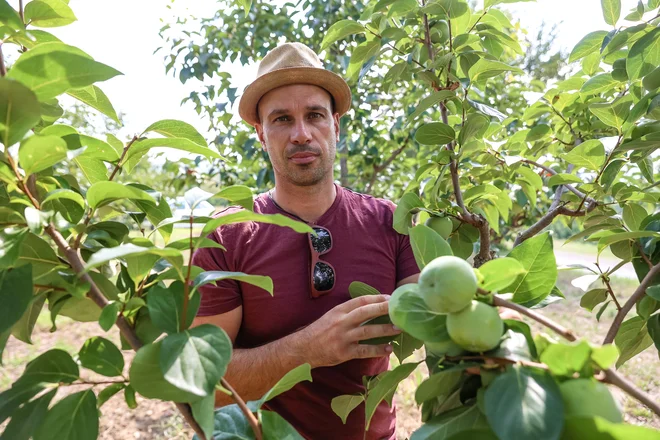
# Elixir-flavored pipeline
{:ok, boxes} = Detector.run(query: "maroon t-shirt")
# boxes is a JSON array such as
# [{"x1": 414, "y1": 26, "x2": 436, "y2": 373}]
[{"x1": 192, "y1": 184, "x2": 418, "y2": 439}]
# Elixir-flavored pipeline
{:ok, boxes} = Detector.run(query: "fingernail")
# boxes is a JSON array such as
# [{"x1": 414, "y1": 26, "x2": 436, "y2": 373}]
[
  {"x1": 392, "y1": 325, "x2": 401, "y2": 331},
  {"x1": 385, "y1": 345, "x2": 393, "y2": 353}
]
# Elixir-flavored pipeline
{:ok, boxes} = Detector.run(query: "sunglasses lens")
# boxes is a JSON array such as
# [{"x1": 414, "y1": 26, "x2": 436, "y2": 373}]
[
  {"x1": 314, "y1": 261, "x2": 335, "y2": 291},
  {"x1": 310, "y1": 227, "x2": 332, "y2": 253}
]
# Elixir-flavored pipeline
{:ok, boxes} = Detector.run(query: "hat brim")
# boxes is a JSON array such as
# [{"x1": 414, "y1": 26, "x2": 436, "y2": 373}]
[{"x1": 238, "y1": 67, "x2": 352, "y2": 126}]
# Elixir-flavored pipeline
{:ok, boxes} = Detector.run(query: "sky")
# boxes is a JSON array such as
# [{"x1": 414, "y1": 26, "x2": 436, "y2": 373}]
[{"x1": 9, "y1": 0, "x2": 645, "y2": 142}]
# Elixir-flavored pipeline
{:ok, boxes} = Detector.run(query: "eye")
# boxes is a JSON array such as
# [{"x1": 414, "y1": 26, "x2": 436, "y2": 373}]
[
  {"x1": 309, "y1": 112, "x2": 322, "y2": 119},
  {"x1": 274, "y1": 115, "x2": 290, "y2": 122}
]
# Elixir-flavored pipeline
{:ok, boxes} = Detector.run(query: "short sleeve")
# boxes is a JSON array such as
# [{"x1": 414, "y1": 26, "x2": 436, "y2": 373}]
[
  {"x1": 191, "y1": 229, "x2": 242, "y2": 316},
  {"x1": 396, "y1": 233, "x2": 419, "y2": 283}
]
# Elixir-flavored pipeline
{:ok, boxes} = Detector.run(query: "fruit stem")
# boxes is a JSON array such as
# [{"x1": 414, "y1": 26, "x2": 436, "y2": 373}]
[{"x1": 491, "y1": 296, "x2": 577, "y2": 341}]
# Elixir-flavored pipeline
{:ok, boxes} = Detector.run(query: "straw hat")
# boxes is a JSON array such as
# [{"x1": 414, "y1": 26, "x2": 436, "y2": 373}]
[{"x1": 238, "y1": 42, "x2": 352, "y2": 126}]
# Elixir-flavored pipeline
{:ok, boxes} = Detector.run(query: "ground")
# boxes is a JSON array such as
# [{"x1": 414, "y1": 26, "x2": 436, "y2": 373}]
[{"x1": 1, "y1": 254, "x2": 658, "y2": 439}]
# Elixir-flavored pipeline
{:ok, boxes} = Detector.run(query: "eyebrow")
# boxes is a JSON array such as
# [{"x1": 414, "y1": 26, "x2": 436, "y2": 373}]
[{"x1": 267, "y1": 105, "x2": 329, "y2": 119}]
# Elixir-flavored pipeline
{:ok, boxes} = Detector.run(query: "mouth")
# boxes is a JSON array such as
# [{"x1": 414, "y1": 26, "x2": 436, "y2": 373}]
[{"x1": 289, "y1": 152, "x2": 319, "y2": 165}]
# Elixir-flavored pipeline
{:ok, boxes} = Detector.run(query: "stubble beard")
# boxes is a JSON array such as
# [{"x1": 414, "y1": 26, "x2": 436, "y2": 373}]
[{"x1": 271, "y1": 139, "x2": 336, "y2": 187}]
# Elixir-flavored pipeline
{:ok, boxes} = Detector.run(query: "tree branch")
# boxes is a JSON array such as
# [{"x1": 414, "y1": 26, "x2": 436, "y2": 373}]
[
  {"x1": 602, "y1": 369, "x2": 660, "y2": 417},
  {"x1": 19, "y1": 0, "x2": 24, "y2": 23},
  {"x1": 221, "y1": 378, "x2": 263, "y2": 440},
  {"x1": 492, "y1": 296, "x2": 577, "y2": 341},
  {"x1": 521, "y1": 159, "x2": 597, "y2": 206},
  {"x1": 603, "y1": 263, "x2": 660, "y2": 344},
  {"x1": 109, "y1": 135, "x2": 139, "y2": 181},
  {"x1": 596, "y1": 263, "x2": 622, "y2": 311},
  {"x1": 365, "y1": 133, "x2": 412, "y2": 194}
]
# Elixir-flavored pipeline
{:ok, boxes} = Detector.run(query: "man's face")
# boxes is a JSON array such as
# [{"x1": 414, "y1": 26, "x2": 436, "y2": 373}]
[{"x1": 255, "y1": 84, "x2": 340, "y2": 187}]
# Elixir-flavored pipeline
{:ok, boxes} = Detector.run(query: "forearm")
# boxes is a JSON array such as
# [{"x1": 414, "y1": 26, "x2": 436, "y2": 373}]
[{"x1": 215, "y1": 331, "x2": 309, "y2": 407}]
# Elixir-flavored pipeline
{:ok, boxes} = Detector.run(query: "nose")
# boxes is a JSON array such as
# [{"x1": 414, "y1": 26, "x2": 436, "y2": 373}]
[{"x1": 290, "y1": 119, "x2": 312, "y2": 145}]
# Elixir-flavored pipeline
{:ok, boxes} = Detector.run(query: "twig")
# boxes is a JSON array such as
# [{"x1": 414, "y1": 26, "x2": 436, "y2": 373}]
[
  {"x1": 550, "y1": 105, "x2": 578, "y2": 139},
  {"x1": 492, "y1": 296, "x2": 577, "y2": 341},
  {"x1": 181, "y1": 214, "x2": 194, "y2": 332},
  {"x1": 109, "y1": 135, "x2": 139, "y2": 181},
  {"x1": 422, "y1": 4, "x2": 434, "y2": 62},
  {"x1": 221, "y1": 378, "x2": 263, "y2": 440},
  {"x1": 637, "y1": 242, "x2": 654, "y2": 270},
  {"x1": 445, "y1": 354, "x2": 548, "y2": 370},
  {"x1": 366, "y1": 28, "x2": 426, "y2": 70},
  {"x1": 594, "y1": 134, "x2": 623, "y2": 185},
  {"x1": 490, "y1": 294, "x2": 660, "y2": 417},
  {"x1": 34, "y1": 284, "x2": 67, "y2": 292},
  {"x1": 365, "y1": 133, "x2": 412, "y2": 194},
  {"x1": 467, "y1": 9, "x2": 488, "y2": 34},
  {"x1": 603, "y1": 263, "x2": 660, "y2": 344},
  {"x1": 0, "y1": 44, "x2": 6, "y2": 77},
  {"x1": 521, "y1": 159, "x2": 596, "y2": 205},
  {"x1": 19, "y1": 0, "x2": 24, "y2": 23},
  {"x1": 596, "y1": 263, "x2": 622, "y2": 311}
]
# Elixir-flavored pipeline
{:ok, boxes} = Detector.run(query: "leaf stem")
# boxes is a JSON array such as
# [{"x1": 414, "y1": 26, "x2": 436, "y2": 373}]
[
  {"x1": 221, "y1": 378, "x2": 263, "y2": 440},
  {"x1": 181, "y1": 214, "x2": 194, "y2": 332},
  {"x1": 109, "y1": 135, "x2": 139, "y2": 181},
  {"x1": 595, "y1": 263, "x2": 622, "y2": 311}
]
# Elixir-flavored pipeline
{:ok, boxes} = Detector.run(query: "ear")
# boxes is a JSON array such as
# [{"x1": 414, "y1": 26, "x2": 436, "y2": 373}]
[{"x1": 255, "y1": 123, "x2": 266, "y2": 149}]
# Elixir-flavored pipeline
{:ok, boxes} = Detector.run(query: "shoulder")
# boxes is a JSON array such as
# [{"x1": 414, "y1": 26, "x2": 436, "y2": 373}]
[{"x1": 340, "y1": 186, "x2": 397, "y2": 216}]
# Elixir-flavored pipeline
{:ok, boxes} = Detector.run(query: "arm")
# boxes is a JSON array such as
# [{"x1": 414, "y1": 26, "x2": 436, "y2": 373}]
[{"x1": 193, "y1": 295, "x2": 403, "y2": 407}]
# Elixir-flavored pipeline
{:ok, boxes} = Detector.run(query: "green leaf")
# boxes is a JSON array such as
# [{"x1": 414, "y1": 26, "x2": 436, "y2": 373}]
[
  {"x1": 580, "y1": 288, "x2": 608, "y2": 312},
  {"x1": 129, "y1": 339, "x2": 203, "y2": 402},
  {"x1": 411, "y1": 404, "x2": 489, "y2": 439},
  {"x1": 627, "y1": 27, "x2": 660, "y2": 81},
  {"x1": 42, "y1": 189, "x2": 84, "y2": 210},
  {"x1": 622, "y1": 203, "x2": 648, "y2": 231},
  {"x1": 597, "y1": 231, "x2": 660, "y2": 253},
  {"x1": 0, "y1": 265, "x2": 33, "y2": 334},
  {"x1": 11, "y1": 293, "x2": 46, "y2": 344},
  {"x1": 18, "y1": 233, "x2": 62, "y2": 282},
  {"x1": 18, "y1": 134, "x2": 67, "y2": 175},
  {"x1": 320, "y1": 19, "x2": 365, "y2": 50},
  {"x1": 236, "y1": 0, "x2": 252, "y2": 17},
  {"x1": 569, "y1": 31, "x2": 609, "y2": 63},
  {"x1": 422, "y1": 0, "x2": 469, "y2": 18},
  {"x1": 193, "y1": 271, "x2": 273, "y2": 296},
  {"x1": 484, "y1": 366, "x2": 564, "y2": 440},
  {"x1": 409, "y1": 224, "x2": 453, "y2": 271},
  {"x1": 469, "y1": 59, "x2": 523, "y2": 82},
  {"x1": 87, "y1": 181, "x2": 156, "y2": 209},
  {"x1": 24, "y1": 0, "x2": 77, "y2": 27},
  {"x1": 406, "y1": 90, "x2": 455, "y2": 124},
  {"x1": 547, "y1": 173, "x2": 583, "y2": 186},
  {"x1": 365, "y1": 362, "x2": 419, "y2": 429},
  {"x1": 200, "y1": 210, "x2": 313, "y2": 237},
  {"x1": 601, "y1": 0, "x2": 621, "y2": 25},
  {"x1": 250, "y1": 364, "x2": 313, "y2": 411},
  {"x1": 415, "y1": 122, "x2": 455, "y2": 145},
  {"x1": 0, "y1": 78, "x2": 41, "y2": 147},
  {"x1": 159, "y1": 324, "x2": 232, "y2": 396},
  {"x1": 648, "y1": 314, "x2": 660, "y2": 352},
  {"x1": 580, "y1": 73, "x2": 620, "y2": 95},
  {"x1": 8, "y1": 42, "x2": 122, "y2": 101},
  {"x1": 478, "y1": 257, "x2": 526, "y2": 293},
  {"x1": 17, "y1": 348, "x2": 79, "y2": 385},
  {"x1": 458, "y1": 113, "x2": 490, "y2": 145},
  {"x1": 197, "y1": 404, "x2": 254, "y2": 440},
  {"x1": 167, "y1": 237, "x2": 225, "y2": 252},
  {"x1": 540, "y1": 340, "x2": 591, "y2": 376},
  {"x1": 564, "y1": 140, "x2": 606, "y2": 171},
  {"x1": 563, "y1": 415, "x2": 660, "y2": 439},
  {"x1": 507, "y1": 233, "x2": 558, "y2": 304},
  {"x1": 393, "y1": 192, "x2": 425, "y2": 234},
  {"x1": 0, "y1": 0, "x2": 24, "y2": 30},
  {"x1": 260, "y1": 410, "x2": 305, "y2": 440},
  {"x1": 591, "y1": 344, "x2": 619, "y2": 369},
  {"x1": 98, "y1": 302, "x2": 119, "y2": 331},
  {"x1": 348, "y1": 281, "x2": 382, "y2": 298},
  {"x1": 213, "y1": 185, "x2": 254, "y2": 211},
  {"x1": 485, "y1": 0, "x2": 535, "y2": 6},
  {"x1": 67, "y1": 86, "x2": 119, "y2": 123},
  {"x1": 415, "y1": 366, "x2": 465, "y2": 404},
  {"x1": 147, "y1": 281, "x2": 199, "y2": 334},
  {"x1": 142, "y1": 119, "x2": 207, "y2": 147},
  {"x1": 0, "y1": 388, "x2": 56, "y2": 440},
  {"x1": 331, "y1": 394, "x2": 364, "y2": 424},
  {"x1": 84, "y1": 243, "x2": 181, "y2": 271},
  {"x1": 78, "y1": 336, "x2": 124, "y2": 377},
  {"x1": 0, "y1": 381, "x2": 44, "y2": 424},
  {"x1": 389, "y1": 284, "x2": 449, "y2": 342},
  {"x1": 614, "y1": 316, "x2": 653, "y2": 368},
  {"x1": 73, "y1": 156, "x2": 107, "y2": 183},
  {"x1": 33, "y1": 390, "x2": 98, "y2": 440},
  {"x1": 191, "y1": 393, "x2": 215, "y2": 440},
  {"x1": 0, "y1": 228, "x2": 28, "y2": 269},
  {"x1": 589, "y1": 96, "x2": 632, "y2": 130},
  {"x1": 97, "y1": 383, "x2": 125, "y2": 408}
]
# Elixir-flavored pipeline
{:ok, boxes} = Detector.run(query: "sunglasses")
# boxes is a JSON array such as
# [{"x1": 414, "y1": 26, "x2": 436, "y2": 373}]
[{"x1": 308, "y1": 226, "x2": 335, "y2": 298}]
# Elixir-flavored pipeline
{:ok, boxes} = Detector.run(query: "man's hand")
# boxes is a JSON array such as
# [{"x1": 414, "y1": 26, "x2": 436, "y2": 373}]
[{"x1": 296, "y1": 295, "x2": 402, "y2": 368}]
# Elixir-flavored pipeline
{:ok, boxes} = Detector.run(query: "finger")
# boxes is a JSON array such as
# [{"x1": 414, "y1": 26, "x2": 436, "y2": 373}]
[
  {"x1": 337, "y1": 294, "x2": 388, "y2": 314},
  {"x1": 466, "y1": 366, "x2": 481, "y2": 375},
  {"x1": 345, "y1": 300, "x2": 390, "y2": 326},
  {"x1": 348, "y1": 324, "x2": 402, "y2": 343},
  {"x1": 351, "y1": 342, "x2": 393, "y2": 360},
  {"x1": 498, "y1": 308, "x2": 522, "y2": 321}
]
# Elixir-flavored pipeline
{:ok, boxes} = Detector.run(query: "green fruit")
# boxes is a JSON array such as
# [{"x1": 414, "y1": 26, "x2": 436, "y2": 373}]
[
  {"x1": 424, "y1": 338, "x2": 464, "y2": 357},
  {"x1": 559, "y1": 379, "x2": 623, "y2": 423},
  {"x1": 642, "y1": 65, "x2": 660, "y2": 91},
  {"x1": 431, "y1": 20, "x2": 449, "y2": 44},
  {"x1": 446, "y1": 301, "x2": 503, "y2": 352},
  {"x1": 425, "y1": 215, "x2": 453, "y2": 239},
  {"x1": 388, "y1": 283, "x2": 421, "y2": 330},
  {"x1": 418, "y1": 256, "x2": 477, "y2": 313},
  {"x1": 611, "y1": 68, "x2": 628, "y2": 81},
  {"x1": 612, "y1": 58, "x2": 626, "y2": 71}
]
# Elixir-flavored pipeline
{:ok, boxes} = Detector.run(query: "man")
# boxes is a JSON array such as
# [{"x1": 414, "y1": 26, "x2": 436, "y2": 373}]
[{"x1": 192, "y1": 42, "x2": 419, "y2": 440}]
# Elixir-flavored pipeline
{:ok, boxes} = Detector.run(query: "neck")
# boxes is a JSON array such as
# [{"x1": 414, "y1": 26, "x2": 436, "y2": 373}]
[{"x1": 271, "y1": 179, "x2": 337, "y2": 224}]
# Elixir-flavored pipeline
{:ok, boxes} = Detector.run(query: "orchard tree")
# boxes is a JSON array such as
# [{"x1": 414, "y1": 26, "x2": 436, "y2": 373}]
[{"x1": 2, "y1": 1, "x2": 660, "y2": 440}]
